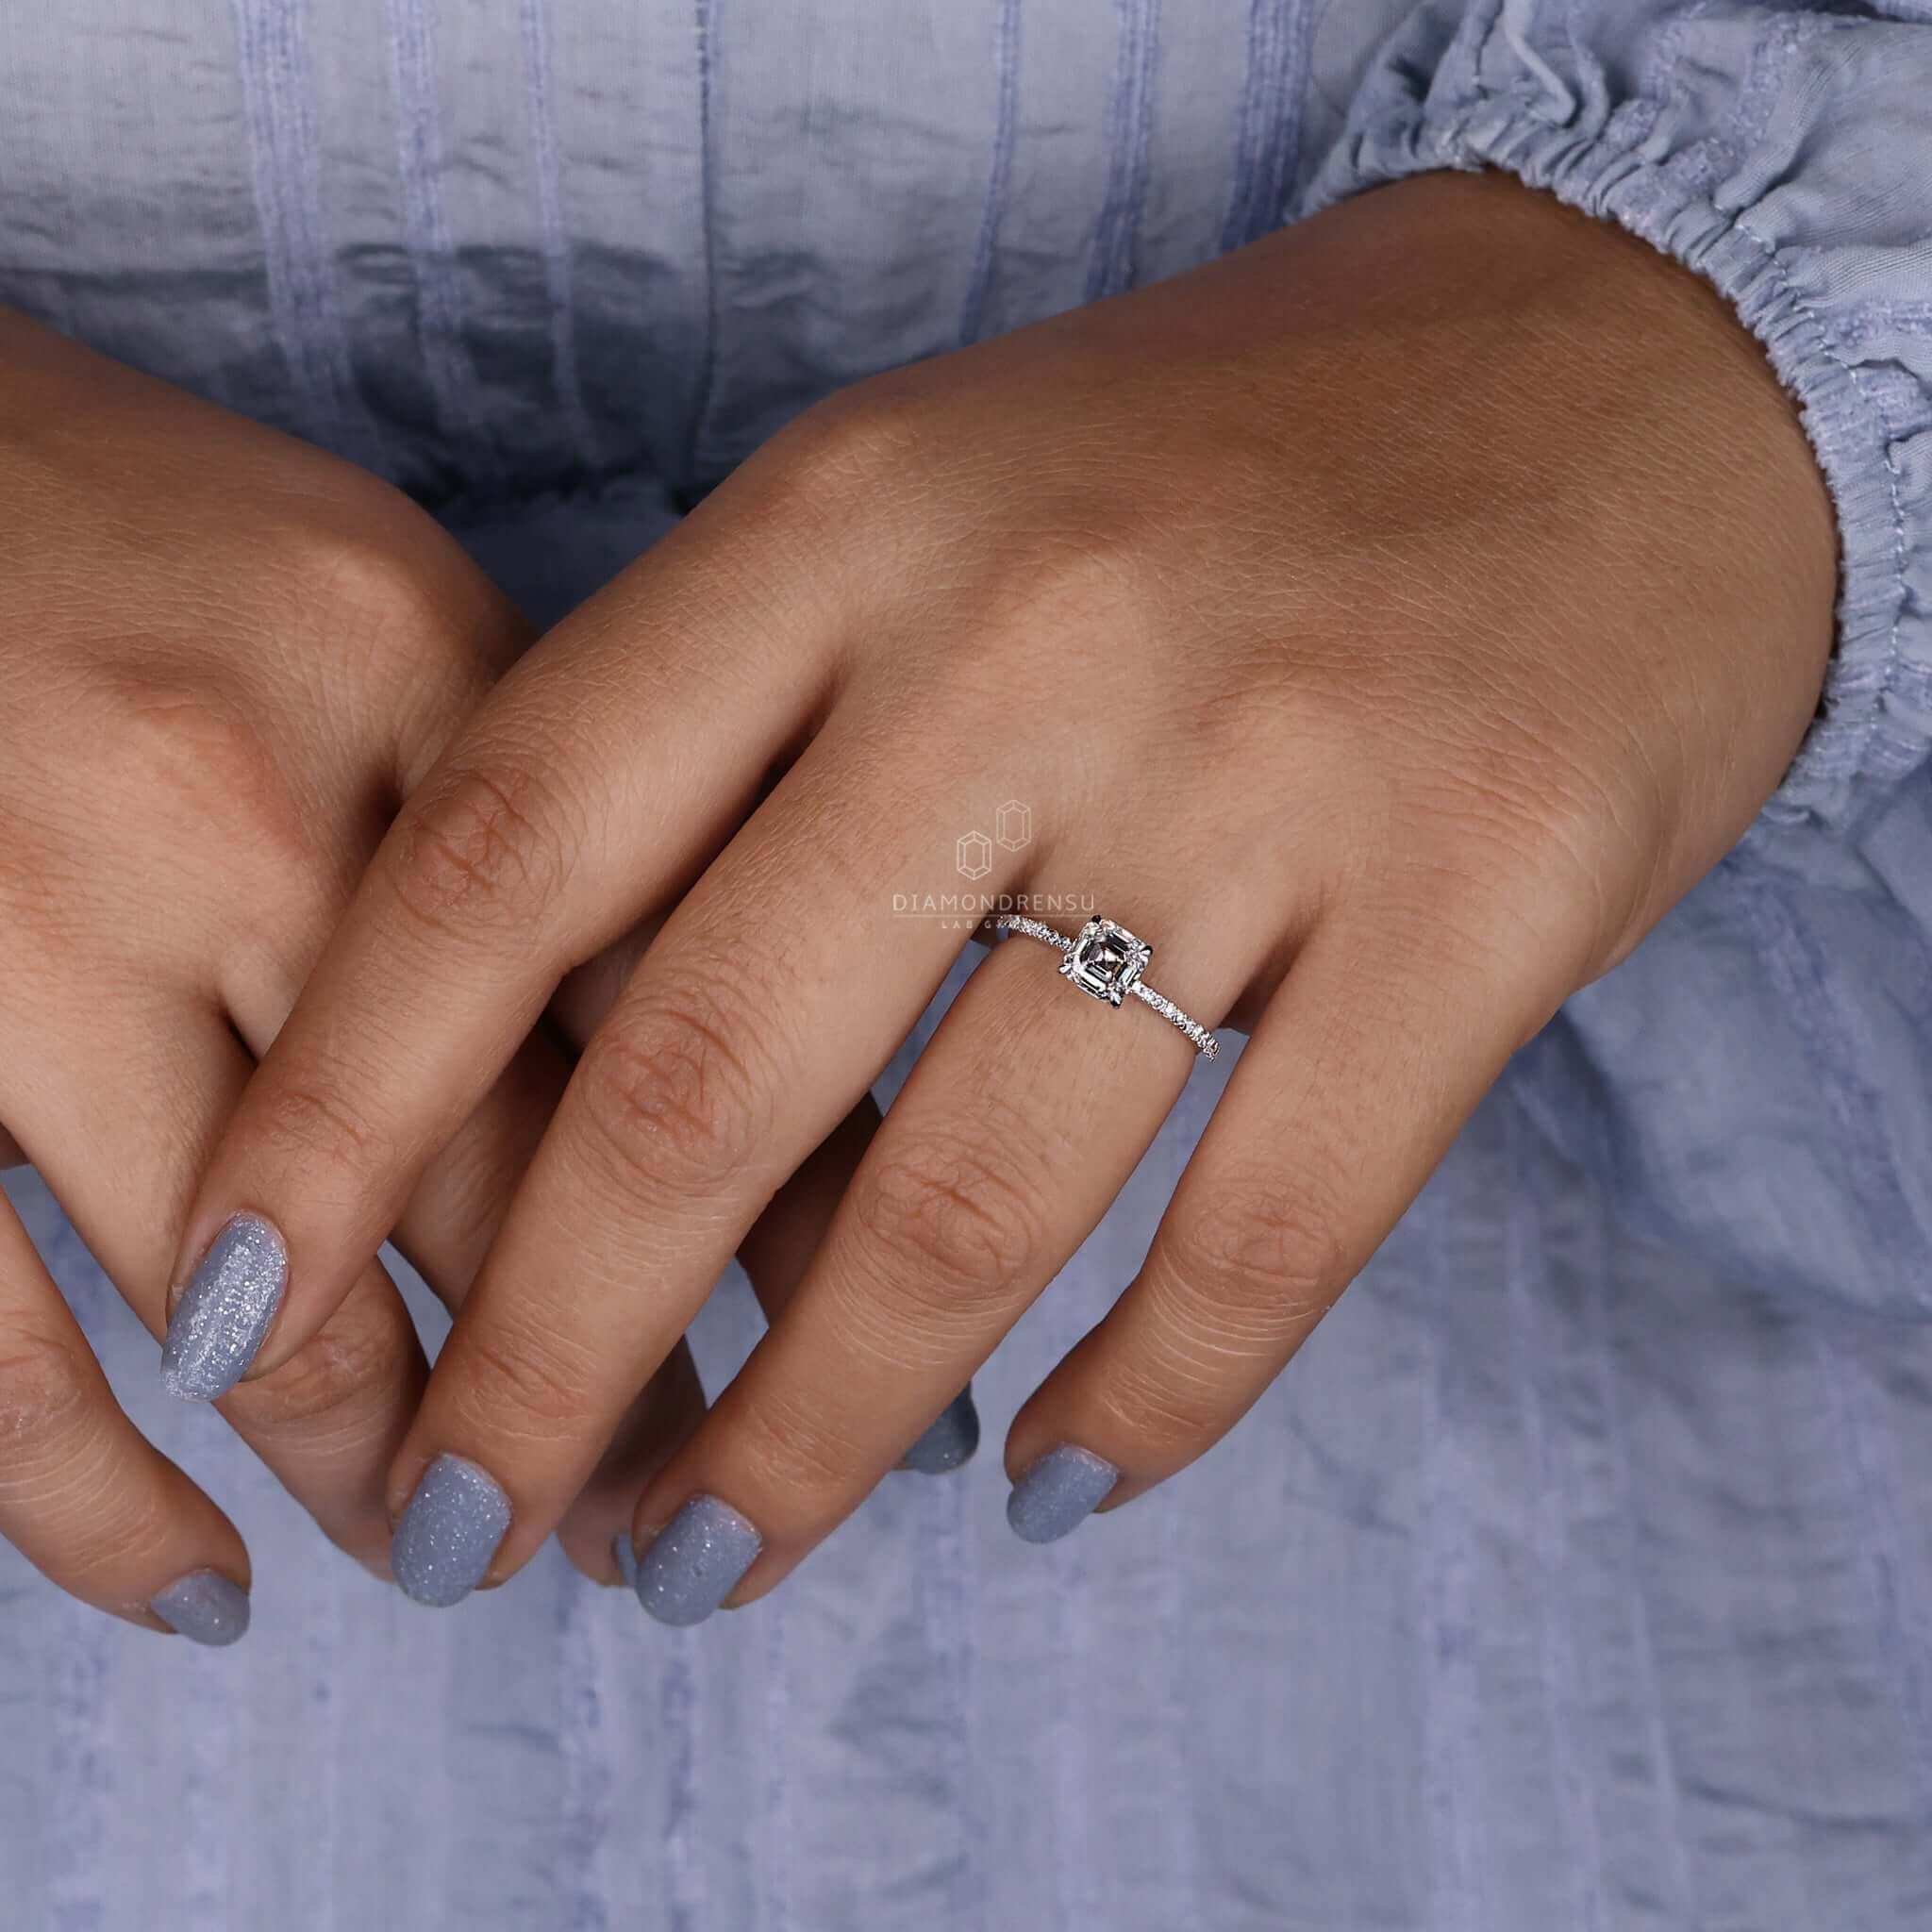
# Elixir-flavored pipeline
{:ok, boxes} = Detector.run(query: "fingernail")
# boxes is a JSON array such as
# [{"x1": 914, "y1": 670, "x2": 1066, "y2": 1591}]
[
  {"x1": 611, "y1": 1531, "x2": 638, "y2": 1591},
  {"x1": 150, "y1": 1570, "x2": 251, "y2": 1647},
  {"x1": 391, "y1": 1455, "x2": 511, "y2": 1607},
  {"x1": 1007, "y1": 1444, "x2": 1119, "y2": 1544},
  {"x1": 160, "y1": 1212, "x2": 288, "y2": 1402},
  {"x1": 633, "y1": 1494, "x2": 761, "y2": 1627},
  {"x1": 897, "y1": 1386, "x2": 981, "y2": 1474}
]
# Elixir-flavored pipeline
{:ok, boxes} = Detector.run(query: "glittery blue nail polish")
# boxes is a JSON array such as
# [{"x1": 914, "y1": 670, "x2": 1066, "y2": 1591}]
[
  {"x1": 633, "y1": 1495, "x2": 761, "y2": 1626},
  {"x1": 161, "y1": 1212, "x2": 288, "y2": 1402},
  {"x1": 897, "y1": 1386, "x2": 981, "y2": 1474},
  {"x1": 150, "y1": 1570, "x2": 251, "y2": 1647},
  {"x1": 391, "y1": 1455, "x2": 511, "y2": 1607},
  {"x1": 1007, "y1": 1445, "x2": 1119, "y2": 1543},
  {"x1": 611, "y1": 1531, "x2": 638, "y2": 1591}
]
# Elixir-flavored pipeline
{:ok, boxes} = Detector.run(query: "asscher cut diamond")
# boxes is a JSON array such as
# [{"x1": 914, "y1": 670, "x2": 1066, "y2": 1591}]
[{"x1": 1060, "y1": 917, "x2": 1151, "y2": 1006}]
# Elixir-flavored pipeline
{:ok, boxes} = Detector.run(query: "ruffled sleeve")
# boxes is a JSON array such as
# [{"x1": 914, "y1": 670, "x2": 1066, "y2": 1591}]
[
  {"x1": 1303, "y1": 0, "x2": 1932, "y2": 847},
  {"x1": 1299, "y1": 3, "x2": 1932, "y2": 1318}
]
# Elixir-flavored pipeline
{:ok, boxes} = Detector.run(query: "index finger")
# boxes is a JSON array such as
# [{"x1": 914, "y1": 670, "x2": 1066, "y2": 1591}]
[{"x1": 162, "y1": 481, "x2": 845, "y2": 1395}]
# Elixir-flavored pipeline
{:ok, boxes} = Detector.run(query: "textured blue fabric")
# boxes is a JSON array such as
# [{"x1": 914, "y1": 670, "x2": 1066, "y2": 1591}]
[{"x1": 2, "y1": 4, "x2": 1930, "y2": 1926}]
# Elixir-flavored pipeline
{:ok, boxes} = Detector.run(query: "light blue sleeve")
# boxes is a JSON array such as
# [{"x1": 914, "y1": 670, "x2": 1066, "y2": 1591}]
[
  {"x1": 1306, "y1": 0, "x2": 1932, "y2": 839},
  {"x1": 1298, "y1": 3, "x2": 1932, "y2": 1317}
]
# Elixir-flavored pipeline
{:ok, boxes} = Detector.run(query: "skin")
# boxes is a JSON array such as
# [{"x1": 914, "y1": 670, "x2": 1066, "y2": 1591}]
[
  {"x1": 0, "y1": 308, "x2": 874, "y2": 1631},
  {"x1": 178, "y1": 170, "x2": 1838, "y2": 1610}
]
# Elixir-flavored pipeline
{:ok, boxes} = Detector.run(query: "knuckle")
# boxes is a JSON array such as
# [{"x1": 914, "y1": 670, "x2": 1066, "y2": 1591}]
[
  {"x1": 1360, "y1": 814, "x2": 1603, "y2": 1007},
  {"x1": 1090, "y1": 1348, "x2": 1224, "y2": 1454},
  {"x1": 0, "y1": 820, "x2": 66, "y2": 950},
  {"x1": 387, "y1": 758, "x2": 567, "y2": 941},
  {"x1": 278, "y1": 486, "x2": 506, "y2": 659},
  {"x1": 573, "y1": 968, "x2": 775, "y2": 1199},
  {"x1": 1158, "y1": 1170, "x2": 1349, "y2": 1344},
  {"x1": 281, "y1": 509, "x2": 528, "y2": 761},
  {"x1": 0, "y1": 1330, "x2": 100, "y2": 1458},
  {"x1": 735, "y1": 382, "x2": 940, "y2": 575},
  {"x1": 1036, "y1": 514, "x2": 1163, "y2": 612},
  {"x1": 449, "y1": 1316, "x2": 598, "y2": 1444},
  {"x1": 229, "y1": 1302, "x2": 403, "y2": 1436},
  {"x1": 771, "y1": 384, "x2": 931, "y2": 505},
  {"x1": 85, "y1": 664, "x2": 313, "y2": 871},
  {"x1": 851, "y1": 1120, "x2": 1053, "y2": 1321},
  {"x1": 291, "y1": 517, "x2": 443, "y2": 636},
  {"x1": 251, "y1": 1074, "x2": 396, "y2": 1182},
  {"x1": 987, "y1": 511, "x2": 1165, "y2": 641},
  {"x1": 78, "y1": 1491, "x2": 177, "y2": 1582},
  {"x1": 908, "y1": 521, "x2": 1163, "y2": 718},
  {"x1": 284, "y1": 513, "x2": 481, "y2": 689},
  {"x1": 728, "y1": 1388, "x2": 865, "y2": 1531},
  {"x1": 1387, "y1": 723, "x2": 1642, "y2": 965}
]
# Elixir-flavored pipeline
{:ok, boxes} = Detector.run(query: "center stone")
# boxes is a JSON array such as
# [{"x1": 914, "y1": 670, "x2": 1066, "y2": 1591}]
[{"x1": 1060, "y1": 917, "x2": 1151, "y2": 1006}]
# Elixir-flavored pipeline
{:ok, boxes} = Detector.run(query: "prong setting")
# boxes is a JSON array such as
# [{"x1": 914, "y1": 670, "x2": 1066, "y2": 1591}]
[
  {"x1": 1059, "y1": 917, "x2": 1152, "y2": 1007},
  {"x1": 989, "y1": 911, "x2": 1217, "y2": 1058}
]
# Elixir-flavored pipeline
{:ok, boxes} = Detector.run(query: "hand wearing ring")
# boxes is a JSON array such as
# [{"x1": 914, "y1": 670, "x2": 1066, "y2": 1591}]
[{"x1": 170, "y1": 173, "x2": 1832, "y2": 1619}]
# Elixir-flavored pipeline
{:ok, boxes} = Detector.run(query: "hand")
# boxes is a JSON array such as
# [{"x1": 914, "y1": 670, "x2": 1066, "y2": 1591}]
[
  {"x1": 176, "y1": 171, "x2": 1835, "y2": 1623},
  {"x1": 0, "y1": 309, "x2": 898, "y2": 1637}
]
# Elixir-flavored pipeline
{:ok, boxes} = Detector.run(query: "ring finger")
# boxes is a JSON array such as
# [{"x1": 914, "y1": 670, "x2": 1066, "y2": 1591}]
[
  {"x1": 551, "y1": 1094, "x2": 937, "y2": 1586},
  {"x1": 622, "y1": 879, "x2": 1268, "y2": 1621}
]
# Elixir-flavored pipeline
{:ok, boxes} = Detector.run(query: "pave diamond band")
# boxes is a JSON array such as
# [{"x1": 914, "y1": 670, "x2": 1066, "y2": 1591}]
[{"x1": 986, "y1": 913, "x2": 1220, "y2": 1060}]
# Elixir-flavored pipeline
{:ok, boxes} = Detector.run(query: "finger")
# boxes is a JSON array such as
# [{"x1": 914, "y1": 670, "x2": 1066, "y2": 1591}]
[
  {"x1": 1003, "y1": 892, "x2": 1574, "y2": 1541},
  {"x1": 622, "y1": 906, "x2": 1248, "y2": 1621},
  {"x1": 11, "y1": 1001, "x2": 425, "y2": 1575},
  {"x1": 554, "y1": 1349, "x2": 709, "y2": 1587},
  {"x1": 551, "y1": 927, "x2": 895, "y2": 1582},
  {"x1": 381, "y1": 1010, "x2": 722, "y2": 1598},
  {"x1": 171, "y1": 472, "x2": 849, "y2": 1391},
  {"x1": 0, "y1": 1189, "x2": 252, "y2": 1643},
  {"x1": 553, "y1": 1090, "x2": 962, "y2": 1586},
  {"x1": 735, "y1": 1093, "x2": 980, "y2": 1473},
  {"x1": 549, "y1": 933, "x2": 886, "y2": 1579},
  {"x1": 226, "y1": 931, "x2": 575, "y2": 1317},
  {"x1": 214, "y1": 691, "x2": 575, "y2": 1324},
  {"x1": 386, "y1": 729, "x2": 1019, "y2": 1602},
  {"x1": 233, "y1": 897, "x2": 729, "y2": 1595}
]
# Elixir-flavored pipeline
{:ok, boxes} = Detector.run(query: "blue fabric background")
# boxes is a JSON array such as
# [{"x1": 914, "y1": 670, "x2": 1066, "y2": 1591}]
[{"x1": 3, "y1": 3, "x2": 1930, "y2": 1924}]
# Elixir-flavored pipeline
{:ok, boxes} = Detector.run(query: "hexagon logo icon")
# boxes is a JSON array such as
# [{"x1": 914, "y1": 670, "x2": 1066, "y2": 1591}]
[
  {"x1": 957, "y1": 829, "x2": 993, "y2": 881},
  {"x1": 995, "y1": 800, "x2": 1032, "y2": 852}
]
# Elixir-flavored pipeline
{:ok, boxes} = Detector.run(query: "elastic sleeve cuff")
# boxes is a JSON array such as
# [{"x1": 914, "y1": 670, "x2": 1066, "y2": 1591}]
[{"x1": 1299, "y1": 2, "x2": 1932, "y2": 849}]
